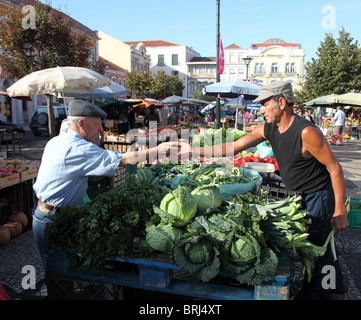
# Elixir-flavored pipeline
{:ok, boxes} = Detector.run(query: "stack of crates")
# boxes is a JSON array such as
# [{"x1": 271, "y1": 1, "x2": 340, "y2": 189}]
[
  {"x1": 110, "y1": 167, "x2": 127, "y2": 189},
  {"x1": 348, "y1": 197, "x2": 361, "y2": 228}
]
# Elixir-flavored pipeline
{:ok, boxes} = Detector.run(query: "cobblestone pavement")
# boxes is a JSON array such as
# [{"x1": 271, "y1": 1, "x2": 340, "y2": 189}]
[{"x1": 0, "y1": 131, "x2": 361, "y2": 300}]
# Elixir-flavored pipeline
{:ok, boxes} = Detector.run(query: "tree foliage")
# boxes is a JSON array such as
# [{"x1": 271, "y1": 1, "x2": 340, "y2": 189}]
[
  {"x1": 0, "y1": 1, "x2": 92, "y2": 79},
  {"x1": 295, "y1": 27, "x2": 361, "y2": 105},
  {"x1": 125, "y1": 70, "x2": 184, "y2": 99}
]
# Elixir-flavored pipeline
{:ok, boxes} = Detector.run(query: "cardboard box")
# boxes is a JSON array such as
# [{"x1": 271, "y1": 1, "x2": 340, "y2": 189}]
[
  {"x1": 20, "y1": 166, "x2": 38, "y2": 181},
  {"x1": 0, "y1": 173, "x2": 20, "y2": 189}
]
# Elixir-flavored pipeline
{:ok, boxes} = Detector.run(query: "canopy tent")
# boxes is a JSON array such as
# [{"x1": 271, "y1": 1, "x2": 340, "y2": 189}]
[
  {"x1": 129, "y1": 99, "x2": 163, "y2": 108},
  {"x1": 326, "y1": 92, "x2": 361, "y2": 107},
  {"x1": 303, "y1": 94, "x2": 338, "y2": 107}
]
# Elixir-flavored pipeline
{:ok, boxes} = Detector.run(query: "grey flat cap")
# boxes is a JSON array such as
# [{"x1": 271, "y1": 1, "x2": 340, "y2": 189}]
[
  {"x1": 253, "y1": 81, "x2": 294, "y2": 104},
  {"x1": 68, "y1": 100, "x2": 107, "y2": 118}
]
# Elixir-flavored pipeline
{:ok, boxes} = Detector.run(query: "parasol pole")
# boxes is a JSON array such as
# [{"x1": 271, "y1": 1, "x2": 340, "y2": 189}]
[
  {"x1": 235, "y1": 96, "x2": 239, "y2": 129},
  {"x1": 215, "y1": 0, "x2": 221, "y2": 129}
]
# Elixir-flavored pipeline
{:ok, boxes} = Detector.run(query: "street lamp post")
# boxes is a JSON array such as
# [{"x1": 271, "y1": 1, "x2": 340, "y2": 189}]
[
  {"x1": 242, "y1": 57, "x2": 252, "y2": 81},
  {"x1": 242, "y1": 57, "x2": 252, "y2": 131}
]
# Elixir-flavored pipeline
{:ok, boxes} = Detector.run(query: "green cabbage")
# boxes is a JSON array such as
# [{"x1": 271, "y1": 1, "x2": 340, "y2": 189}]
[
  {"x1": 153, "y1": 186, "x2": 197, "y2": 227},
  {"x1": 172, "y1": 235, "x2": 221, "y2": 282},
  {"x1": 191, "y1": 185, "x2": 222, "y2": 213},
  {"x1": 145, "y1": 223, "x2": 183, "y2": 254}
]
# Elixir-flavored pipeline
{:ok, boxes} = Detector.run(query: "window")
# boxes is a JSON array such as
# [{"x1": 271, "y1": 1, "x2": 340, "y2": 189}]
[
  {"x1": 172, "y1": 54, "x2": 178, "y2": 65},
  {"x1": 229, "y1": 53, "x2": 235, "y2": 64},
  {"x1": 285, "y1": 63, "x2": 295, "y2": 74},
  {"x1": 158, "y1": 54, "x2": 165, "y2": 66},
  {"x1": 171, "y1": 71, "x2": 179, "y2": 76},
  {"x1": 290, "y1": 62, "x2": 295, "y2": 73},
  {"x1": 254, "y1": 63, "x2": 265, "y2": 74},
  {"x1": 271, "y1": 63, "x2": 278, "y2": 75}
]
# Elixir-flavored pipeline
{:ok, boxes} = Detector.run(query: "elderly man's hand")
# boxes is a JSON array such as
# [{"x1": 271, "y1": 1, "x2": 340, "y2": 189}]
[{"x1": 157, "y1": 141, "x2": 192, "y2": 162}]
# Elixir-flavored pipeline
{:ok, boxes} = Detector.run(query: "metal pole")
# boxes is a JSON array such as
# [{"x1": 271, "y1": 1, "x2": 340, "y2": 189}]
[{"x1": 215, "y1": 0, "x2": 221, "y2": 129}]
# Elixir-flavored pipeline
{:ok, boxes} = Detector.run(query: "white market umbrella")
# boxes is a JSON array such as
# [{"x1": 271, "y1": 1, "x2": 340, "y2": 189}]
[
  {"x1": 161, "y1": 95, "x2": 198, "y2": 106},
  {"x1": 6, "y1": 66, "x2": 111, "y2": 97},
  {"x1": 7, "y1": 66, "x2": 111, "y2": 137},
  {"x1": 65, "y1": 80, "x2": 127, "y2": 99},
  {"x1": 304, "y1": 94, "x2": 338, "y2": 107},
  {"x1": 161, "y1": 95, "x2": 187, "y2": 105},
  {"x1": 204, "y1": 80, "x2": 261, "y2": 128},
  {"x1": 326, "y1": 92, "x2": 361, "y2": 107},
  {"x1": 204, "y1": 80, "x2": 261, "y2": 99}
]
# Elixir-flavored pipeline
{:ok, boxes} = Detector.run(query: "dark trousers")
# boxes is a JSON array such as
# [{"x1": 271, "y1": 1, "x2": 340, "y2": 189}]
[{"x1": 298, "y1": 182, "x2": 344, "y2": 299}]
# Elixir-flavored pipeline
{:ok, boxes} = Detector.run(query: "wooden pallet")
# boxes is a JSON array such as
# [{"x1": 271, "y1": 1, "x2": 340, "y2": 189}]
[{"x1": 46, "y1": 249, "x2": 290, "y2": 300}]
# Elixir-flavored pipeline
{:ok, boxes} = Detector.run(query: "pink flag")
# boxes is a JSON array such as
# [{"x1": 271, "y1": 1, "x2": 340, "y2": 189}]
[{"x1": 218, "y1": 34, "x2": 224, "y2": 74}]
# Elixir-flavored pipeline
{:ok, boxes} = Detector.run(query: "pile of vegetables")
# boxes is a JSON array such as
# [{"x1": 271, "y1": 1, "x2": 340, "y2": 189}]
[
  {"x1": 192, "y1": 127, "x2": 248, "y2": 147},
  {"x1": 232, "y1": 151, "x2": 279, "y2": 170},
  {"x1": 45, "y1": 162, "x2": 330, "y2": 287},
  {"x1": 146, "y1": 185, "x2": 278, "y2": 285},
  {"x1": 45, "y1": 173, "x2": 168, "y2": 267},
  {"x1": 0, "y1": 211, "x2": 28, "y2": 246}
]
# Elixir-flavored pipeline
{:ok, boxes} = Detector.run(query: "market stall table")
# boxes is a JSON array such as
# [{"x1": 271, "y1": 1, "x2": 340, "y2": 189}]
[{"x1": 45, "y1": 248, "x2": 290, "y2": 300}]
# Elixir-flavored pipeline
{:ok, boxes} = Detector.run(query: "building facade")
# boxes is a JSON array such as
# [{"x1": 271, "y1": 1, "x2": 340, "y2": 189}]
[
  {"x1": 222, "y1": 39, "x2": 305, "y2": 91},
  {"x1": 0, "y1": 0, "x2": 100, "y2": 124},
  {"x1": 187, "y1": 57, "x2": 217, "y2": 98},
  {"x1": 125, "y1": 40, "x2": 201, "y2": 98},
  {"x1": 99, "y1": 32, "x2": 151, "y2": 75}
]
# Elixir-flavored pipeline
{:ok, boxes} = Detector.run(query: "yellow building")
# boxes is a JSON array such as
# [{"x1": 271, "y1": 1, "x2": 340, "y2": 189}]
[
  {"x1": 222, "y1": 39, "x2": 305, "y2": 91},
  {"x1": 97, "y1": 31, "x2": 151, "y2": 75},
  {"x1": 249, "y1": 39, "x2": 305, "y2": 91}
]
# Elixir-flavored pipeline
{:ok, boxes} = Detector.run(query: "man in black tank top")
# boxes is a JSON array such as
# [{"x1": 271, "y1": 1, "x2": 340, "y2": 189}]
[{"x1": 188, "y1": 81, "x2": 348, "y2": 299}]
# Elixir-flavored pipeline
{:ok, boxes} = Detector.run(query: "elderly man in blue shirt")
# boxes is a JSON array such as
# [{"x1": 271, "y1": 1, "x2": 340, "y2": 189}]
[{"x1": 33, "y1": 100, "x2": 179, "y2": 269}]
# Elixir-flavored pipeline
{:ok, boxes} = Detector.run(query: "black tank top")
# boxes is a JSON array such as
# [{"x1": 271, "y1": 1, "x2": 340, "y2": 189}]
[{"x1": 264, "y1": 115, "x2": 330, "y2": 194}]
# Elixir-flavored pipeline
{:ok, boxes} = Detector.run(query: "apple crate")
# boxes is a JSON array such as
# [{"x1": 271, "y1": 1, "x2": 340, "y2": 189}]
[
  {"x1": 20, "y1": 166, "x2": 38, "y2": 182},
  {"x1": 0, "y1": 173, "x2": 20, "y2": 189}
]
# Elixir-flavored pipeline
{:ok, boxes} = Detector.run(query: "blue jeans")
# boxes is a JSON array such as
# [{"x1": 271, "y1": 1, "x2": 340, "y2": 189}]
[
  {"x1": 32, "y1": 204, "x2": 57, "y2": 271},
  {"x1": 298, "y1": 182, "x2": 344, "y2": 299}
]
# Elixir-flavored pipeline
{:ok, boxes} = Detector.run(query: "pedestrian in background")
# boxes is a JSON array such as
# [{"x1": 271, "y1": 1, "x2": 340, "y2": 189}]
[{"x1": 330, "y1": 106, "x2": 346, "y2": 145}]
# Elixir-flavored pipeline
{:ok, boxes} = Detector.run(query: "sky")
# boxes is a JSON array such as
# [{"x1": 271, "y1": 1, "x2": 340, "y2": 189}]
[{"x1": 42, "y1": 0, "x2": 361, "y2": 63}]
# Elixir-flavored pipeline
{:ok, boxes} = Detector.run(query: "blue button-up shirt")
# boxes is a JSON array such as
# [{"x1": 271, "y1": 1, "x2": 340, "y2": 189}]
[{"x1": 33, "y1": 129, "x2": 122, "y2": 208}]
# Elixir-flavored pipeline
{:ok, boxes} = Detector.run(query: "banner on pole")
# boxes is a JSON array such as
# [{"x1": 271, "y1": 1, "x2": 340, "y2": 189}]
[{"x1": 218, "y1": 34, "x2": 224, "y2": 74}]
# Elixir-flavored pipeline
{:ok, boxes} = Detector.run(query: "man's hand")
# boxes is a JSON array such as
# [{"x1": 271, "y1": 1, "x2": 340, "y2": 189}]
[{"x1": 331, "y1": 213, "x2": 349, "y2": 235}]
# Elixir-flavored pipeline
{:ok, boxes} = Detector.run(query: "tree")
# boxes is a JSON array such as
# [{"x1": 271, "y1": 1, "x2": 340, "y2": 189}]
[
  {"x1": 125, "y1": 70, "x2": 184, "y2": 100},
  {"x1": 125, "y1": 71, "x2": 154, "y2": 98},
  {"x1": 0, "y1": 1, "x2": 91, "y2": 78},
  {"x1": 295, "y1": 27, "x2": 361, "y2": 105},
  {"x1": 0, "y1": 1, "x2": 93, "y2": 137},
  {"x1": 192, "y1": 88, "x2": 215, "y2": 103}
]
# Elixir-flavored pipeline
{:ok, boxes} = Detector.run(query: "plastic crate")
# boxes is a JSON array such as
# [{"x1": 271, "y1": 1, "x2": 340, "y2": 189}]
[
  {"x1": 348, "y1": 210, "x2": 361, "y2": 228},
  {"x1": 110, "y1": 167, "x2": 126, "y2": 189},
  {"x1": 349, "y1": 197, "x2": 361, "y2": 210},
  {"x1": 87, "y1": 176, "x2": 110, "y2": 200},
  {"x1": 46, "y1": 249, "x2": 290, "y2": 300},
  {"x1": 256, "y1": 177, "x2": 300, "y2": 200}
]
